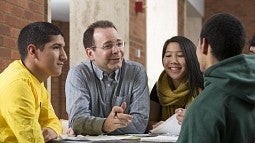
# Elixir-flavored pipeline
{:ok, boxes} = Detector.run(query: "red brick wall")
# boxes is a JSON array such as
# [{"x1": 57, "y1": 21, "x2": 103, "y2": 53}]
[
  {"x1": 0, "y1": 0, "x2": 46, "y2": 72},
  {"x1": 204, "y1": 0, "x2": 255, "y2": 53},
  {"x1": 129, "y1": 0, "x2": 146, "y2": 68},
  {"x1": 51, "y1": 21, "x2": 69, "y2": 119}
]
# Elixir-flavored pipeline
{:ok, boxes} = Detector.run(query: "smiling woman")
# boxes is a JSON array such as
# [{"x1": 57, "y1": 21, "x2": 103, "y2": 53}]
[{"x1": 147, "y1": 36, "x2": 204, "y2": 132}]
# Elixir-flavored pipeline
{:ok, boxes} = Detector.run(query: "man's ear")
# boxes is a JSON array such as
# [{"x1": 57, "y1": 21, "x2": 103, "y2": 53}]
[
  {"x1": 201, "y1": 38, "x2": 209, "y2": 55},
  {"x1": 27, "y1": 44, "x2": 38, "y2": 59},
  {"x1": 85, "y1": 48, "x2": 95, "y2": 60}
]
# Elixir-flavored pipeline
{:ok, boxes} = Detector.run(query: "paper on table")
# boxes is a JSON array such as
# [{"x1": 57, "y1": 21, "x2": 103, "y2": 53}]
[
  {"x1": 60, "y1": 134, "x2": 133, "y2": 141},
  {"x1": 140, "y1": 135, "x2": 178, "y2": 142},
  {"x1": 150, "y1": 113, "x2": 181, "y2": 136}
]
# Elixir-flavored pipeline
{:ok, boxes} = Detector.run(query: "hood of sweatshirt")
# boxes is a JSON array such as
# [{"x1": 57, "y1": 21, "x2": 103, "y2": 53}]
[{"x1": 204, "y1": 54, "x2": 255, "y2": 104}]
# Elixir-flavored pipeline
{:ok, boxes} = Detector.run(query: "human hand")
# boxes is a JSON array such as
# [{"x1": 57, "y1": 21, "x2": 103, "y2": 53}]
[
  {"x1": 175, "y1": 108, "x2": 186, "y2": 125},
  {"x1": 42, "y1": 127, "x2": 58, "y2": 142},
  {"x1": 65, "y1": 128, "x2": 75, "y2": 137},
  {"x1": 152, "y1": 121, "x2": 164, "y2": 129},
  {"x1": 102, "y1": 102, "x2": 133, "y2": 133},
  {"x1": 60, "y1": 119, "x2": 75, "y2": 137}
]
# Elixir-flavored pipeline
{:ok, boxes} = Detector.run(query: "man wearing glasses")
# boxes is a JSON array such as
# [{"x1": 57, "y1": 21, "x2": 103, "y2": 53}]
[{"x1": 65, "y1": 20, "x2": 150, "y2": 135}]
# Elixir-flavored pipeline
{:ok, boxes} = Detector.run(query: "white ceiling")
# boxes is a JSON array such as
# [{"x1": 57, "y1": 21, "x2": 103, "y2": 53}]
[{"x1": 51, "y1": 0, "x2": 70, "y2": 22}]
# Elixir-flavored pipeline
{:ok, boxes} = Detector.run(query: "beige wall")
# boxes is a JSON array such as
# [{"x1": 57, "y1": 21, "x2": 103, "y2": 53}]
[
  {"x1": 146, "y1": 0, "x2": 178, "y2": 90},
  {"x1": 185, "y1": 0, "x2": 203, "y2": 45},
  {"x1": 70, "y1": 0, "x2": 129, "y2": 66},
  {"x1": 185, "y1": 17, "x2": 202, "y2": 45}
]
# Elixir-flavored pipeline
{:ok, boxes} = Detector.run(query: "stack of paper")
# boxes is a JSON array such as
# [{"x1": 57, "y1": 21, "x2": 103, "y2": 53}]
[
  {"x1": 150, "y1": 113, "x2": 181, "y2": 136},
  {"x1": 60, "y1": 134, "x2": 133, "y2": 141},
  {"x1": 140, "y1": 135, "x2": 178, "y2": 142},
  {"x1": 58, "y1": 114, "x2": 181, "y2": 142}
]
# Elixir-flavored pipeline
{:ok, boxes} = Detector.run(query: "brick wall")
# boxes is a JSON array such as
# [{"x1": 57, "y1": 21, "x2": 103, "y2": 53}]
[
  {"x1": 51, "y1": 21, "x2": 69, "y2": 119},
  {"x1": 204, "y1": 0, "x2": 255, "y2": 53},
  {"x1": 129, "y1": 0, "x2": 146, "y2": 68},
  {"x1": 0, "y1": 0, "x2": 46, "y2": 72}
]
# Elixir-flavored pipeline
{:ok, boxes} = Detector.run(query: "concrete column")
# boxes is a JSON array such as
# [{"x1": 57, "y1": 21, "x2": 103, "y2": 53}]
[
  {"x1": 70, "y1": 0, "x2": 129, "y2": 66},
  {"x1": 146, "y1": 0, "x2": 178, "y2": 90},
  {"x1": 185, "y1": 0, "x2": 204, "y2": 45}
]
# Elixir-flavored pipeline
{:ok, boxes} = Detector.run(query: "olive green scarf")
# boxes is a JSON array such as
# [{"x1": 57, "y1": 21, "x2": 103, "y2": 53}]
[{"x1": 157, "y1": 71, "x2": 196, "y2": 121}]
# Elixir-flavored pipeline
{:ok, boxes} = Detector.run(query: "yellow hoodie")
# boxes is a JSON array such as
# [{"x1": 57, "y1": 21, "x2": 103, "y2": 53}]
[{"x1": 0, "y1": 60, "x2": 62, "y2": 142}]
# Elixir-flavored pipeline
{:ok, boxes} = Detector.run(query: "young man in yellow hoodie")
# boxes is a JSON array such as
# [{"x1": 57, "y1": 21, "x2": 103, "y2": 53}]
[{"x1": 0, "y1": 22, "x2": 67, "y2": 142}]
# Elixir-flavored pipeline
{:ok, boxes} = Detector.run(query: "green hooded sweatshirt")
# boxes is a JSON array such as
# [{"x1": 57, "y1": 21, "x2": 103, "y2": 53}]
[{"x1": 177, "y1": 54, "x2": 255, "y2": 143}]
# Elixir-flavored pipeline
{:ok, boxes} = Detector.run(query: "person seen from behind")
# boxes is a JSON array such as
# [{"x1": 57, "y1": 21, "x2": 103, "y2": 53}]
[{"x1": 177, "y1": 12, "x2": 255, "y2": 143}]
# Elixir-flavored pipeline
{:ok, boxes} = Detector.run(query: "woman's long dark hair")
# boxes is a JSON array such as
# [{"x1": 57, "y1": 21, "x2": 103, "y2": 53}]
[{"x1": 162, "y1": 36, "x2": 204, "y2": 97}]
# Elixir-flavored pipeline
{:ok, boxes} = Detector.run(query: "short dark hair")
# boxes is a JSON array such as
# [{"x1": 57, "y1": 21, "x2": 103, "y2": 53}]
[
  {"x1": 18, "y1": 22, "x2": 63, "y2": 61},
  {"x1": 83, "y1": 20, "x2": 117, "y2": 49},
  {"x1": 200, "y1": 13, "x2": 245, "y2": 61},
  {"x1": 162, "y1": 36, "x2": 204, "y2": 97}
]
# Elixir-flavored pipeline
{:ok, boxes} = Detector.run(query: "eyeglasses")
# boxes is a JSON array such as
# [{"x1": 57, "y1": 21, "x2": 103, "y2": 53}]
[{"x1": 92, "y1": 40, "x2": 125, "y2": 50}]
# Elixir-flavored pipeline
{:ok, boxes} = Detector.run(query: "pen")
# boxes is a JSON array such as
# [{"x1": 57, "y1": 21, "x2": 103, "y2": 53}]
[{"x1": 114, "y1": 112, "x2": 118, "y2": 118}]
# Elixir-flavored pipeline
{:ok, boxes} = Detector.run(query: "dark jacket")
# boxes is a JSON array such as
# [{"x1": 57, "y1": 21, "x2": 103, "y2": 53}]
[{"x1": 177, "y1": 54, "x2": 255, "y2": 143}]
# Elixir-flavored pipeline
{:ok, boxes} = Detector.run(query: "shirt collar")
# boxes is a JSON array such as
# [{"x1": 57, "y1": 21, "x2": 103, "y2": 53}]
[{"x1": 91, "y1": 62, "x2": 120, "y2": 81}]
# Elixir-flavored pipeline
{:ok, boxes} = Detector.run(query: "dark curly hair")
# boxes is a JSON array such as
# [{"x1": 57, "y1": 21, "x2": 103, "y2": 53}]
[
  {"x1": 200, "y1": 13, "x2": 245, "y2": 61},
  {"x1": 249, "y1": 35, "x2": 255, "y2": 47}
]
